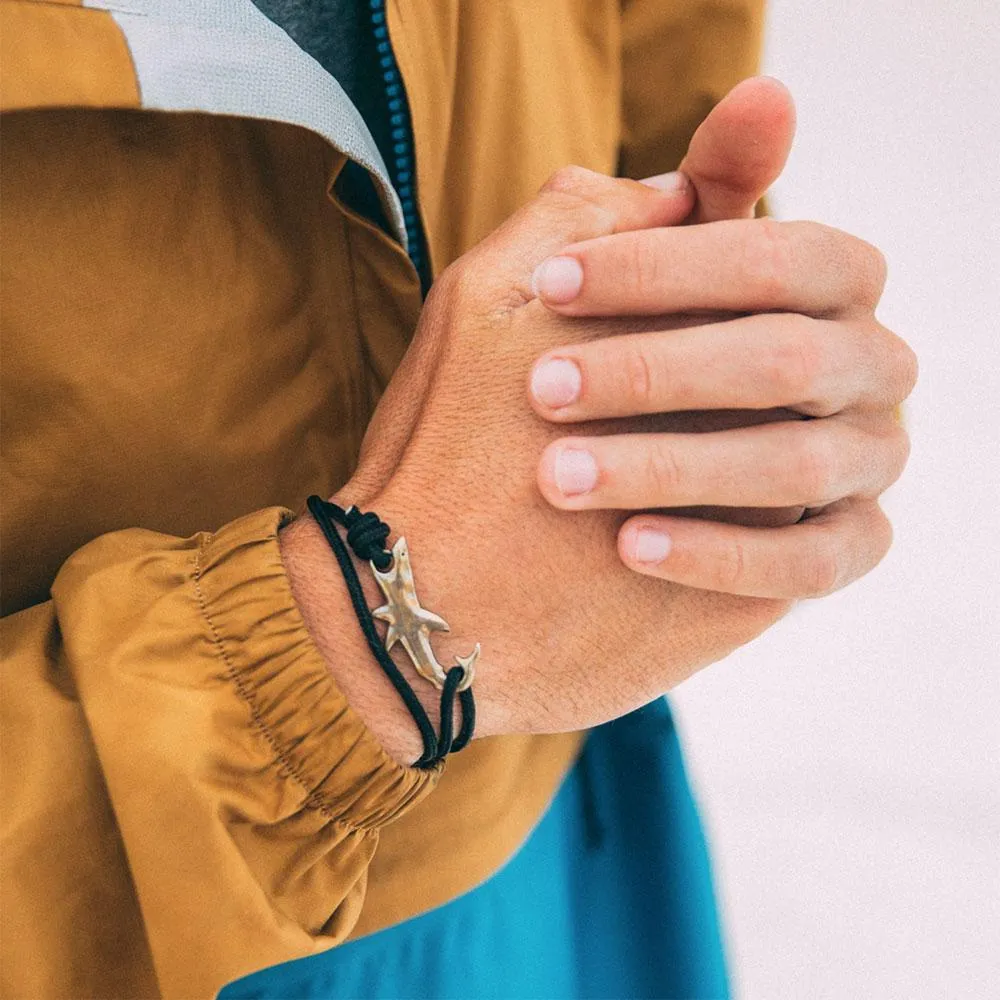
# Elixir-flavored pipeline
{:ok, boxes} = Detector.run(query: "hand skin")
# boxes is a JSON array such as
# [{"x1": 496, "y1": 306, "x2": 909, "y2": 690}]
[
  {"x1": 281, "y1": 79, "x2": 917, "y2": 765},
  {"x1": 528, "y1": 80, "x2": 917, "y2": 599},
  {"x1": 282, "y1": 168, "x2": 795, "y2": 765}
]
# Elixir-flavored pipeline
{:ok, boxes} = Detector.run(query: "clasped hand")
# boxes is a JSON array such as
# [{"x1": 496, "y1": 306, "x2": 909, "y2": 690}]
[
  {"x1": 529, "y1": 201, "x2": 914, "y2": 598},
  {"x1": 334, "y1": 78, "x2": 916, "y2": 751}
]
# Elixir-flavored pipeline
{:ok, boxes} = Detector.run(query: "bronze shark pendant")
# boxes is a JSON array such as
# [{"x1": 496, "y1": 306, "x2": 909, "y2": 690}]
[{"x1": 372, "y1": 537, "x2": 480, "y2": 691}]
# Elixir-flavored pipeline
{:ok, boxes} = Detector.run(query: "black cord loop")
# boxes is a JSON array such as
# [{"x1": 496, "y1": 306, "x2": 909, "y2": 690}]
[
  {"x1": 341, "y1": 507, "x2": 392, "y2": 570},
  {"x1": 306, "y1": 496, "x2": 475, "y2": 768},
  {"x1": 452, "y1": 685, "x2": 476, "y2": 753}
]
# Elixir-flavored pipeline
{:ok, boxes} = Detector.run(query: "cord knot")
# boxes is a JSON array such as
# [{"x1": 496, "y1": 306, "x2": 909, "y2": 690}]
[{"x1": 342, "y1": 507, "x2": 392, "y2": 569}]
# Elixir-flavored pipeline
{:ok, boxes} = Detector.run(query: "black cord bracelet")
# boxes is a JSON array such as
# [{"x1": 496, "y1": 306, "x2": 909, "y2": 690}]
[
  {"x1": 306, "y1": 496, "x2": 475, "y2": 767},
  {"x1": 330, "y1": 499, "x2": 476, "y2": 755}
]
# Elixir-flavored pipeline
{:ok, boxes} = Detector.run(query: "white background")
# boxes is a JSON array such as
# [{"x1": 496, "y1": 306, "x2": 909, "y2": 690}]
[{"x1": 671, "y1": 2, "x2": 1000, "y2": 997}]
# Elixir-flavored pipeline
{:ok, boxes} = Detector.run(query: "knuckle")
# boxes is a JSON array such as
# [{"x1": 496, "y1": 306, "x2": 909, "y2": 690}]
[
  {"x1": 627, "y1": 233, "x2": 669, "y2": 302},
  {"x1": 799, "y1": 536, "x2": 842, "y2": 597},
  {"x1": 742, "y1": 217, "x2": 794, "y2": 301},
  {"x1": 830, "y1": 227, "x2": 888, "y2": 309},
  {"x1": 888, "y1": 332, "x2": 920, "y2": 399},
  {"x1": 643, "y1": 439, "x2": 684, "y2": 500},
  {"x1": 881, "y1": 422, "x2": 912, "y2": 489},
  {"x1": 540, "y1": 164, "x2": 596, "y2": 195},
  {"x1": 786, "y1": 222, "x2": 889, "y2": 312},
  {"x1": 433, "y1": 258, "x2": 482, "y2": 314},
  {"x1": 854, "y1": 318, "x2": 919, "y2": 406},
  {"x1": 890, "y1": 415, "x2": 912, "y2": 457},
  {"x1": 857, "y1": 419, "x2": 911, "y2": 498},
  {"x1": 714, "y1": 539, "x2": 748, "y2": 591},
  {"x1": 622, "y1": 342, "x2": 657, "y2": 407},
  {"x1": 869, "y1": 504, "x2": 895, "y2": 563},
  {"x1": 858, "y1": 240, "x2": 889, "y2": 306},
  {"x1": 767, "y1": 319, "x2": 828, "y2": 400},
  {"x1": 791, "y1": 430, "x2": 839, "y2": 503},
  {"x1": 532, "y1": 189, "x2": 613, "y2": 241}
]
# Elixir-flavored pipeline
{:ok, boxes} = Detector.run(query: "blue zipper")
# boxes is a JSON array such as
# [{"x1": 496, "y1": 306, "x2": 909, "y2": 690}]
[{"x1": 368, "y1": 0, "x2": 426, "y2": 284}]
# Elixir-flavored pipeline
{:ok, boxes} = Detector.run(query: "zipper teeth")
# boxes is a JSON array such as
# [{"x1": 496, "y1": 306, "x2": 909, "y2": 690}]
[{"x1": 369, "y1": 0, "x2": 423, "y2": 279}]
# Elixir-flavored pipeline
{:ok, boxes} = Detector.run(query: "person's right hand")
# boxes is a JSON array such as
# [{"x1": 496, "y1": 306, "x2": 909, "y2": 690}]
[
  {"x1": 335, "y1": 167, "x2": 795, "y2": 751},
  {"x1": 286, "y1": 79, "x2": 902, "y2": 765}
]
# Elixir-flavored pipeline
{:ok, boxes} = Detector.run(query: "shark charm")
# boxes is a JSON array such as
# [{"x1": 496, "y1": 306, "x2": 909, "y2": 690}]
[{"x1": 372, "y1": 537, "x2": 480, "y2": 691}]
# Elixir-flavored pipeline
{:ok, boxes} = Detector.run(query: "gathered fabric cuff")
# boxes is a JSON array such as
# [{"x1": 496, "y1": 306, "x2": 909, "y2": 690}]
[{"x1": 196, "y1": 507, "x2": 438, "y2": 831}]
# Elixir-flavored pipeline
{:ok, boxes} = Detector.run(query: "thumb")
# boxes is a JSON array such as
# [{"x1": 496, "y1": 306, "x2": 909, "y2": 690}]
[
  {"x1": 679, "y1": 76, "x2": 796, "y2": 223},
  {"x1": 476, "y1": 165, "x2": 695, "y2": 298}
]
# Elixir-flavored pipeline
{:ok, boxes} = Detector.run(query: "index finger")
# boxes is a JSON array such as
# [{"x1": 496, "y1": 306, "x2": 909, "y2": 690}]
[{"x1": 531, "y1": 218, "x2": 887, "y2": 318}]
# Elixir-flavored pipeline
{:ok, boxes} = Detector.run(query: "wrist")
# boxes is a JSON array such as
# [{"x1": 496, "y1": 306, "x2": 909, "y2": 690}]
[
  {"x1": 359, "y1": 485, "x2": 517, "y2": 744},
  {"x1": 279, "y1": 509, "x2": 446, "y2": 766}
]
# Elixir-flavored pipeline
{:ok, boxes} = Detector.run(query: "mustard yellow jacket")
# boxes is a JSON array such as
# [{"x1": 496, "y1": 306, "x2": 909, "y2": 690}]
[{"x1": 0, "y1": 2, "x2": 764, "y2": 996}]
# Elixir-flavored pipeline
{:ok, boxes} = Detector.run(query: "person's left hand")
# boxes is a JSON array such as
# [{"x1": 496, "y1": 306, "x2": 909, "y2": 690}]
[{"x1": 528, "y1": 80, "x2": 918, "y2": 599}]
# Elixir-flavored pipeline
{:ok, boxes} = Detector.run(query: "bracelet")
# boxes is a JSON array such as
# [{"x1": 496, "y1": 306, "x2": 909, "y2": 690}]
[{"x1": 306, "y1": 496, "x2": 477, "y2": 768}]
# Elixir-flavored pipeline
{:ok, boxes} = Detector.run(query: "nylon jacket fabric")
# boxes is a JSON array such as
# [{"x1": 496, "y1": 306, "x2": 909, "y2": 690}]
[
  {"x1": 220, "y1": 700, "x2": 730, "y2": 1000},
  {"x1": 0, "y1": 1, "x2": 765, "y2": 996}
]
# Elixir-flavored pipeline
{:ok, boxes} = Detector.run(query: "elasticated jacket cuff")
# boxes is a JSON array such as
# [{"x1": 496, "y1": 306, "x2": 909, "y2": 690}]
[{"x1": 196, "y1": 507, "x2": 438, "y2": 829}]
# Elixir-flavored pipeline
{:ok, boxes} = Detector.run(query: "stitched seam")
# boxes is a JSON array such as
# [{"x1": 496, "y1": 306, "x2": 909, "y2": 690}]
[{"x1": 191, "y1": 533, "x2": 370, "y2": 831}]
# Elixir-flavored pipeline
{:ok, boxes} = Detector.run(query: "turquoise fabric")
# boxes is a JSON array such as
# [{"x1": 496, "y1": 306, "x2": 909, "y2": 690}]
[{"x1": 221, "y1": 699, "x2": 729, "y2": 999}]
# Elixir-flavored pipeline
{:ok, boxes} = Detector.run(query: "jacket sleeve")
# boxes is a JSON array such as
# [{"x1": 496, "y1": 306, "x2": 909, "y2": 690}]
[
  {"x1": 619, "y1": 0, "x2": 767, "y2": 178},
  {"x1": 0, "y1": 506, "x2": 438, "y2": 1000}
]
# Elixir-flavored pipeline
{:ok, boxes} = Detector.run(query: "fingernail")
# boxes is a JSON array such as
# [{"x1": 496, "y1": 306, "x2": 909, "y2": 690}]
[
  {"x1": 531, "y1": 358, "x2": 581, "y2": 408},
  {"x1": 532, "y1": 256, "x2": 584, "y2": 304},
  {"x1": 639, "y1": 171, "x2": 689, "y2": 193},
  {"x1": 554, "y1": 448, "x2": 598, "y2": 496},
  {"x1": 631, "y1": 527, "x2": 672, "y2": 563}
]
